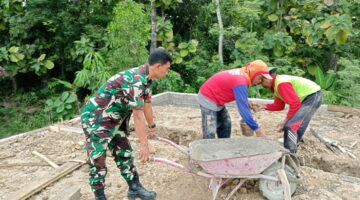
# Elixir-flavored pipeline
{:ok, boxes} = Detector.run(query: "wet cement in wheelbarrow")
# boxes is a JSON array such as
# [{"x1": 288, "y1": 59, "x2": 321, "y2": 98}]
[
  {"x1": 189, "y1": 137, "x2": 283, "y2": 161},
  {"x1": 0, "y1": 105, "x2": 360, "y2": 200}
]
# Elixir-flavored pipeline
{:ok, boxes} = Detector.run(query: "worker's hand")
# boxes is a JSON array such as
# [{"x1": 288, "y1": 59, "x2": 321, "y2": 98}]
[
  {"x1": 138, "y1": 143, "x2": 150, "y2": 163},
  {"x1": 147, "y1": 128, "x2": 156, "y2": 138},
  {"x1": 255, "y1": 128, "x2": 267, "y2": 137},
  {"x1": 277, "y1": 120, "x2": 286, "y2": 132},
  {"x1": 248, "y1": 101, "x2": 256, "y2": 110},
  {"x1": 249, "y1": 102, "x2": 265, "y2": 112}
]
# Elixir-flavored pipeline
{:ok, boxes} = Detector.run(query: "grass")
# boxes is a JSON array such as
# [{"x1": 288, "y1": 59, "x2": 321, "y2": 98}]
[
  {"x1": 0, "y1": 91, "x2": 50, "y2": 139},
  {"x1": 0, "y1": 106, "x2": 49, "y2": 139}
]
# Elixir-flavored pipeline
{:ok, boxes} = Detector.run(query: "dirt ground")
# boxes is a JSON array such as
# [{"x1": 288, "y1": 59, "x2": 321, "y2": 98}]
[{"x1": 1, "y1": 105, "x2": 360, "y2": 200}]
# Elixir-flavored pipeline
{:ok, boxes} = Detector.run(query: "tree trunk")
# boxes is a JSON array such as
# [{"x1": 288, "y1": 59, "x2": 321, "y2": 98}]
[
  {"x1": 328, "y1": 54, "x2": 337, "y2": 72},
  {"x1": 150, "y1": 0, "x2": 157, "y2": 51},
  {"x1": 11, "y1": 76, "x2": 17, "y2": 94},
  {"x1": 214, "y1": 0, "x2": 224, "y2": 65}
]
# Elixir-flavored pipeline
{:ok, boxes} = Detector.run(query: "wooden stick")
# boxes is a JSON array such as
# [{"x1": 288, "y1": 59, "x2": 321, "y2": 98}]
[
  {"x1": 32, "y1": 151, "x2": 59, "y2": 169},
  {"x1": 277, "y1": 169, "x2": 292, "y2": 200},
  {"x1": 310, "y1": 128, "x2": 336, "y2": 152},
  {"x1": 0, "y1": 162, "x2": 64, "y2": 168},
  {"x1": 58, "y1": 126, "x2": 83, "y2": 134},
  {"x1": 6, "y1": 161, "x2": 85, "y2": 200},
  {"x1": 49, "y1": 125, "x2": 83, "y2": 134},
  {"x1": 350, "y1": 141, "x2": 358, "y2": 148},
  {"x1": 68, "y1": 116, "x2": 81, "y2": 123},
  {"x1": 0, "y1": 154, "x2": 16, "y2": 160},
  {"x1": 310, "y1": 128, "x2": 357, "y2": 159}
]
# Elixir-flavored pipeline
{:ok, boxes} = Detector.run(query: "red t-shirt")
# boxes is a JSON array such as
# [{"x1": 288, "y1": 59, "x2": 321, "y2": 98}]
[{"x1": 200, "y1": 69, "x2": 248, "y2": 106}]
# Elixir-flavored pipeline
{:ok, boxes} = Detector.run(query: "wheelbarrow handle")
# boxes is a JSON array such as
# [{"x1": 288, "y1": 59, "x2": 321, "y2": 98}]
[
  {"x1": 152, "y1": 137, "x2": 189, "y2": 156},
  {"x1": 149, "y1": 157, "x2": 213, "y2": 178},
  {"x1": 149, "y1": 157, "x2": 188, "y2": 171}
]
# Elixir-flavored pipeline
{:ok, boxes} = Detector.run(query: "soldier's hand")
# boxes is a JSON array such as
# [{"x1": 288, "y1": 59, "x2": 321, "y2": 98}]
[
  {"x1": 139, "y1": 143, "x2": 150, "y2": 163},
  {"x1": 148, "y1": 128, "x2": 156, "y2": 138}
]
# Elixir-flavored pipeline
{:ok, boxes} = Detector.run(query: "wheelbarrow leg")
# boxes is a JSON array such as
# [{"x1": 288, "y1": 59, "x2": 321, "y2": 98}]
[
  {"x1": 209, "y1": 178, "x2": 224, "y2": 200},
  {"x1": 225, "y1": 179, "x2": 247, "y2": 200}
]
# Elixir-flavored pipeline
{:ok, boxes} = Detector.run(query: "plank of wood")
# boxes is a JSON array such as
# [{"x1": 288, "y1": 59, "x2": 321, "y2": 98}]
[
  {"x1": 32, "y1": 151, "x2": 59, "y2": 169},
  {"x1": 6, "y1": 161, "x2": 85, "y2": 200},
  {"x1": 58, "y1": 126, "x2": 83, "y2": 134},
  {"x1": 68, "y1": 116, "x2": 81, "y2": 124},
  {"x1": 277, "y1": 169, "x2": 292, "y2": 200},
  {"x1": 0, "y1": 162, "x2": 64, "y2": 168},
  {"x1": 327, "y1": 104, "x2": 353, "y2": 113},
  {"x1": 0, "y1": 154, "x2": 16, "y2": 160}
]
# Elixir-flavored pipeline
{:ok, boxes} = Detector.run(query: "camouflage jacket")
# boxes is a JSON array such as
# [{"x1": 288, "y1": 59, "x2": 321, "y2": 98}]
[{"x1": 81, "y1": 64, "x2": 152, "y2": 127}]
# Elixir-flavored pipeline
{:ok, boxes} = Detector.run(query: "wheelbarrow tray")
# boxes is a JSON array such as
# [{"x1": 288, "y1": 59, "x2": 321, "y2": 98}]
[{"x1": 189, "y1": 137, "x2": 284, "y2": 175}]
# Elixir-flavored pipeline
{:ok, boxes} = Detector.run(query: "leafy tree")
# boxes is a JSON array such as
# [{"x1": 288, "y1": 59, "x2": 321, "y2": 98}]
[
  {"x1": 106, "y1": 0, "x2": 150, "y2": 72},
  {"x1": 73, "y1": 36, "x2": 111, "y2": 92},
  {"x1": 336, "y1": 58, "x2": 360, "y2": 106}
]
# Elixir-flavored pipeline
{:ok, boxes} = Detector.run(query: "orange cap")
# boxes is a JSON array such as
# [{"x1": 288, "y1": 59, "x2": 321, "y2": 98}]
[{"x1": 240, "y1": 60, "x2": 271, "y2": 85}]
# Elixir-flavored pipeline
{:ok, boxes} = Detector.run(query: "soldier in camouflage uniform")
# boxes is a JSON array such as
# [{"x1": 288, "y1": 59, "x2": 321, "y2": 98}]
[{"x1": 81, "y1": 48, "x2": 172, "y2": 200}]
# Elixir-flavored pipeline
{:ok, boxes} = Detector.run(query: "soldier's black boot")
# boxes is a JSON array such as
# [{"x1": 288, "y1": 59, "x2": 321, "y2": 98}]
[
  {"x1": 127, "y1": 173, "x2": 156, "y2": 200},
  {"x1": 94, "y1": 189, "x2": 107, "y2": 200}
]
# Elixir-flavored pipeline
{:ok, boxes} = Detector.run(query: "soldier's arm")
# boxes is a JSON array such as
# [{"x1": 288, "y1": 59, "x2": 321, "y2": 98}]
[
  {"x1": 144, "y1": 102, "x2": 154, "y2": 127},
  {"x1": 133, "y1": 109, "x2": 150, "y2": 162}
]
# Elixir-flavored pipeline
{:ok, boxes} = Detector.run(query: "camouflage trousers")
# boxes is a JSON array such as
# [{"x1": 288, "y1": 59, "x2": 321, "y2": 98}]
[{"x1": 81, "y1": 112, "x2": 136, "y2": 192}]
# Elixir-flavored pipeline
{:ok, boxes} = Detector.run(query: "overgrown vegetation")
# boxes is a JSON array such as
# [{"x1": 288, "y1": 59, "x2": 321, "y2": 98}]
[{"x1": 1, "y1": 0, "x2": 360, "y2": 138}]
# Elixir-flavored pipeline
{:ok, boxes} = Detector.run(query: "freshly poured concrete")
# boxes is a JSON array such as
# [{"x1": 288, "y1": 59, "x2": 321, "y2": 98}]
[{"x1": 189, "y1": 137, "x2": 284, "y2": 161}]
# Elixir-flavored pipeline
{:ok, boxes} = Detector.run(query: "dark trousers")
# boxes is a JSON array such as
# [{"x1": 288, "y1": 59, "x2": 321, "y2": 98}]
[
  {"x1": 284, "y1": 91, "x2": 323, "y2": 153},
  {"x1": 200, "y1": 105, "x2": 231, "y2": 139}
]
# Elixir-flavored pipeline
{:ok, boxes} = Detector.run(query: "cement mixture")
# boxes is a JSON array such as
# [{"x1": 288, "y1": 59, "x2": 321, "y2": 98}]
[{"x1": 1, "y1": 105, "x2": 360, "y2": 200}]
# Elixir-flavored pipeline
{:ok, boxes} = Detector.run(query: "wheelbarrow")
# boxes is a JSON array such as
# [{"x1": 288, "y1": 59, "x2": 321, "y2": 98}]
[{"x1": 150, "y1": 137, "x2": 300, "y2": 200}]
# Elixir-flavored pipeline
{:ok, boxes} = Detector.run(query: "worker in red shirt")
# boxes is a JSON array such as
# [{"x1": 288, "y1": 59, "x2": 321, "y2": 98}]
[
  {"x1": 251, "y1": 74, "x2": 323, "y2": 154},
  {"x1": 198, "y1": 60, "x2": 272, "y2": 139}
]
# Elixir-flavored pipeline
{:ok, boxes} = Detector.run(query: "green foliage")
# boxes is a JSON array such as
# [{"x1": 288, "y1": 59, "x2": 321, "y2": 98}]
[
  {"x1": 47, "y1": 78, "x2": 74, "y2": 95},
  {"x1": 155, "y1": 0, "x2": 183, "y2": 8},
  {"x1": 226, "y1": 0, "x2": 263, "y2": 32},
  {"x1": 321, "y1": 14, "x2": 352, "y2": 45},
  {"x1": 273, "y1": 58, "x2": 305, "y2": 76},
  {"x1": 263, "y1": 31, "x2": 296, "y2": 57},
  {"x1": 314, "y1": 67, "x2": 335, "y2": 90},
  {"x1": 172, "y1": 40, "x2": 199, "y2": 64},
  {"x1": 45, "y1": 79, "x2": 79, "y2": 122},
  {"x1": 0, "y1": 92, "x2": 48, "y2": 139},
  {"x1": 106, "y1": 0, "x2": 150, "y2": 72},
  {"x1": 44, "y1": 91, "x2": 78, "y2": 122},
  {"x1": 152, "y1": 70, "x2": 187, "y2": 93},
  {"x1": 234, "y1": 32, "x2": 264, "y2": 59},
  {"x1": 336, "y1": 58, "x2": 360, "y2": 106},
  {"x1": 0, "y1": 45, "x2": 54, "y2": 76},
  {"x1": 157, "y1": 17, "x2": 174, "y2": 45},
  {"x1": 74, "y1": 51, "x2": 111, "y2": 92},
  {"x1": 156, "y1": 16, "x2": 199, "y2": 64},
  {"x1": 313, "y1": 66, "x2": 337, "y2": 104}
]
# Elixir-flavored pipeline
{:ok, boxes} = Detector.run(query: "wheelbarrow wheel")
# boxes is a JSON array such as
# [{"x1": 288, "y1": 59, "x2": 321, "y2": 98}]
[{"x1": 259, "y1": 162, "x2": 297, "y2": 200}]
